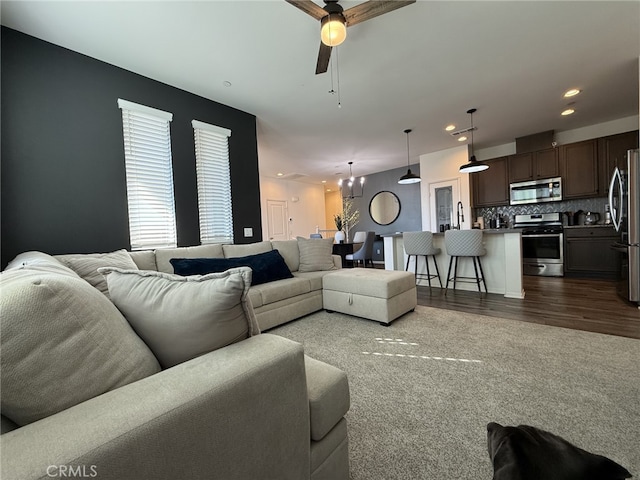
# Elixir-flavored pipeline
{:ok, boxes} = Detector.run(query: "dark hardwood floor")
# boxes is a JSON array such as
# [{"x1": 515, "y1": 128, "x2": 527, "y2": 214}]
[{"x1": 415, "y1": 275, "x2": 640, "y2": 339}]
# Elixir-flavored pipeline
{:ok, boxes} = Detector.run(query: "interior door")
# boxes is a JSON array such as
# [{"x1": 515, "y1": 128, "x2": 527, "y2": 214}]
[
  {"x1": 266, "y1": 199, "x2": 289, "y2": 241},
  {"x1": 429, "y1": 179, "x2": 460, "y2": 232}
]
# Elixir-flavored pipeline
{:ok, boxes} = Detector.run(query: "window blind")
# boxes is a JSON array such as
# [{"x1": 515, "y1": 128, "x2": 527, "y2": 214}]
[
  {"x1": 192, "y1": 120, "x2": 233, "y2": 244},
  {"x1": 118, "y1": 99, "x2": 177, "y2": 250}
]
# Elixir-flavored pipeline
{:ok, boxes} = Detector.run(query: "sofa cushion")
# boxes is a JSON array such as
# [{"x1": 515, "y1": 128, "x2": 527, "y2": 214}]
[
  {"x1": 55, "y1": 249, "x2": 138, "y2": 297},
  {"x1": 99, "y1": 267, "x2": 260, "y2": 368},
  {"x1": 305, "y1": 355, "x2": 350, "y2": 441},
  {"x1": 170, "y1": 250, "x2": 293, "y2": 286},
  {"x1": 251, "y1": 276, "x2": 312, "y2": 306},
  {"x1": 296, "y1": 237, "x2": 337, "y2": 272},
  {"x1": 487, "y1": 422, "x2": 632, "y2": 480},
  {"x1": 5, "y1": 251, "x2": 79, "y2": 278},
  {"x1": 292, "y1": 271, "x2": 332, "y2": 291},
  {"x1": 223, "y1": 241, "x2": 272, "y2": 258},
  {"x1": 271, "y1": 240, "x2": 300, "y2": 272},
  {"x1": 128, "y1": 249, "x2": 158, "y2": 271},
  {"x1": 155, "y1": 244, "x2": 224, "y2": 274},
  {"x1": 0, "y1": 269, "x2": 161, "y2": 426}
]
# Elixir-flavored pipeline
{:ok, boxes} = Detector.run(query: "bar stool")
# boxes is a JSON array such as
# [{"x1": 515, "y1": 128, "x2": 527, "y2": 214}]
[
  {"x1": 444, "y1": 229, "x2": 487, "y2": 296},
  {"x1": 403, "y1": 231, "x2": 442, "y2": 290}
]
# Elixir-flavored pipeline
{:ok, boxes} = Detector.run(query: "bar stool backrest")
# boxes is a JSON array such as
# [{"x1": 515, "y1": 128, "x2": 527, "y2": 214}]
[
  {"x1": 403, "y1": 231, "x2": 438, "y2": 256},
  {"x1": 444, "y1": 229, "x2": 485, "y2": 257}
]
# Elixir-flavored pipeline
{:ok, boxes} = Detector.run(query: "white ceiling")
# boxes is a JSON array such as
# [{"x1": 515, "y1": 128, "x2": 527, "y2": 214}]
[{"x1": 2, "y1": 1, "x2": 639, "y2": 185}]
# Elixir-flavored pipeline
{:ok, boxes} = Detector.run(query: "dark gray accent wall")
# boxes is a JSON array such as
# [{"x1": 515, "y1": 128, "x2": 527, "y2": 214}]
[
  {"x1": 345, "y1": 164, "x2": 422, "y2": 262},
  {"x1": 349, "y1": 164, "x2": 423, "y2": 235},
  {"x1": 1, "y1": 27, "x2": 261, "y2": 267}
]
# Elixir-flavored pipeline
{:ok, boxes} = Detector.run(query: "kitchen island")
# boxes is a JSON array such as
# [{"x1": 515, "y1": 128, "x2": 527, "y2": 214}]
[{"x1": 381, "y1": 229, "x2": 524, "y2": 299}]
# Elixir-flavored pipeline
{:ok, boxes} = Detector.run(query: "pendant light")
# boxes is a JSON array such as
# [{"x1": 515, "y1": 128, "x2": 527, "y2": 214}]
[
  {"x1": 458, "y1": 108, "x2": 489, "y2": 173},
  {"x1": 398, "y1": 129, "x2": 421, "y2": 184},
  {"x1": 338, "y1": 161, "x2": 365, "y2": 199}
]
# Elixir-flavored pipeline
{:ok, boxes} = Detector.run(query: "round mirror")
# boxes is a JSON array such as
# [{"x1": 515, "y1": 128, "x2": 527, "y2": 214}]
[{"x1": 369, "y1": 191, "x2": 401, "y2": 225}]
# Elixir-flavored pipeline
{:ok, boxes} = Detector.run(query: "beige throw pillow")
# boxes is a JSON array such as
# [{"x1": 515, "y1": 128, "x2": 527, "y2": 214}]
[
  {"x1": 99, "y1": 267, "x2": 260, "y2": 368},
  {"x1": 296, "y1": 237, "x2": 337, "y2": 272},
  {"x1": 56, "y1": 249, "x2": 138, "y2": 297},
  {"x1": 0, "y1": 269, "x2": 161, "y2": 426}
]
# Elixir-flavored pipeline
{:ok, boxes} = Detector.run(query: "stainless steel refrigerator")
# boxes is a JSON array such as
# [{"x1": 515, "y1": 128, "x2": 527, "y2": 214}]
[{"x1": 609, "y1": 148, "x2": 640, "y2": 306}]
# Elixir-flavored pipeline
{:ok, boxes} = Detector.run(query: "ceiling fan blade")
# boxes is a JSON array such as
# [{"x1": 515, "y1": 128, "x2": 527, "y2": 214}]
[
  {"x1": 316, "y1": 42, "x2": 332, "y2": 74},
  {"x1": 343, "y1": 0, "x2": 416, "y2": 26},
  {"x1": 285, "y1": 0, "x2": 327, "y2": 21}
]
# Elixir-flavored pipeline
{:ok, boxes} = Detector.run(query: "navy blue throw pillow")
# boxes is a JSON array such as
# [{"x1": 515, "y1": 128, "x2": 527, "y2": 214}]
[{"x1": 170, "y1": 250, "x2": 294, "y2": 286}]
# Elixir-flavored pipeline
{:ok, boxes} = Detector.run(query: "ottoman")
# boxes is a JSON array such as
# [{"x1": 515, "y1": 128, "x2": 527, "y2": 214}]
[{"x1": 322, "y1": 269, "x2": 417, "y2": 325}]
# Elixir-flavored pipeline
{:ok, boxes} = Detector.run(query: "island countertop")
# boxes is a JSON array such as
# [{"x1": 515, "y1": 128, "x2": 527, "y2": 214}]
[
  {"x1": 381, "y1": 229, "x2": 524, "y2": 299},
  {"x1": 381, "y1": 228, "x2": 521, "y2": 236}
]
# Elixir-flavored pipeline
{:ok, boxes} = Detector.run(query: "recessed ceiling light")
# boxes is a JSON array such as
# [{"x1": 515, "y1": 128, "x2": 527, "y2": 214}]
[
  {"x1": 564, "y1": 88, "x2": 580, "y2": 97},
  {"x1": 277, "y1": 172, "x2": 284, "y2": 177},
  {"x1": 445, "y1": 124, "x2": 456, "y2": 131},
  {"x1": 458, "y1": 136, "x2": 467, "y2": 142},
  {"x1": 561, "y1": 108, "x2": 575, "y2": 116},
  {"x1": 321, "y1": 180, "x2": 326, "y2": 184},
  {"x1": 326, "y1": 188, "x2": 332, "y2": 192}
]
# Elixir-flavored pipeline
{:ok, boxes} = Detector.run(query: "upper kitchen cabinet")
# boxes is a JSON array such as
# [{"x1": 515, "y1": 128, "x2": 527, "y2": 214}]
[
  {"x1": 471, "y1": 156, "x2": 509, "y2": 207},
  {"x1": 508, "y1": 148, "x2": 559, "y2": 183},
  {"x1": 598, "y1": 130, "x2": 639, "y2": 195},
  {"x1": 559, "y1": 139, "x2": 599, "y2": 199}
]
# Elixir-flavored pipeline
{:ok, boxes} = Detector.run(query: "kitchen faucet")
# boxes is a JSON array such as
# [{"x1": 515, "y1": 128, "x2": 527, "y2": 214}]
[{"x1": 456, "y1": 201, "x2": 464, "y2": 229}]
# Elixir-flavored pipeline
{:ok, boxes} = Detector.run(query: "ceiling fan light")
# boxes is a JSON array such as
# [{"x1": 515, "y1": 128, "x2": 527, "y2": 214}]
[{"x1": 321, "y1": 13, "x2": 347, "y2": 47}]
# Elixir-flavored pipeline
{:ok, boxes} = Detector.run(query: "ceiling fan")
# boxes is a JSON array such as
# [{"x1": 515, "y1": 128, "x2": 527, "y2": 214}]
[{"x1": 286, "y1": 0, "x2": 416, "y2": 74}]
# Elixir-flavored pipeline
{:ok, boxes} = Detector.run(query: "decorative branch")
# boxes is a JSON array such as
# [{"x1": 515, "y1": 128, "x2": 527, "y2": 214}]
[{"x1": 342, "y1": 197, "x2": 359, "y2": 242}]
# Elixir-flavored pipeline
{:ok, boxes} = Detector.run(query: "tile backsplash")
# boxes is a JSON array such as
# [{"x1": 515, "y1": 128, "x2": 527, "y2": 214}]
[{"x1": 474, "y1": 197, "x2": 609, "y2": 227}]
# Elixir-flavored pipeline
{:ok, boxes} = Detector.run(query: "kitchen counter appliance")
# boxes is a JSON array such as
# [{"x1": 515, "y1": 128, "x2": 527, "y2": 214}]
[
  {"x1": 510, "y1": 177, "x2": 562, "y2": 206},
  {"x1": 514, "y1": 212, "x2": 564, "y2": 277},
  {"x1": 608, "y1": 148, "x2": 640, "y2": 306}
]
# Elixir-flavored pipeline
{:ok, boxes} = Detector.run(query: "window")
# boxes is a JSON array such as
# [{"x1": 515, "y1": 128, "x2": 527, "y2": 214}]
[
  {"x1": 118, "y1": 99, "x2": 177, "y2": 250},
  {"x1": 192, "y1": 120, "x2": 233, "y2": 244}
]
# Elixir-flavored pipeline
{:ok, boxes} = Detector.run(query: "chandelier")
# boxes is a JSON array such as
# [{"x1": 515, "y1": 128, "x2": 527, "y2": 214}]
[{"x1": 338, "y1": 162, "x2": 364, "y2": 199}]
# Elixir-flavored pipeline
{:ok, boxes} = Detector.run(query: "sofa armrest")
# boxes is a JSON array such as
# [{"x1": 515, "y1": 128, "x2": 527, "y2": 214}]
[
  {"x1": 331, "y1": 254, "x2": 342, "y2": 269},
  {"x1": 1, "y1": 334, "x2": 311, "y2": 480}
]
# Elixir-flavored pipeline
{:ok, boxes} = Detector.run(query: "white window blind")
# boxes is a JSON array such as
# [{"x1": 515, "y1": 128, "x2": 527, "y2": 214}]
[
  {"x1": 192, "y1": 120, "x2": 234, "y2": 244},
  {"x1": 118, "y1": 99, "x2": 177, "y2": 250}
]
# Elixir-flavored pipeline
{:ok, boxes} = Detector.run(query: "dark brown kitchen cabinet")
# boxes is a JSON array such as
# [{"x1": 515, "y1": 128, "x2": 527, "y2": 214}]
[
  {"x1": 508, "y1": 153, "x2": 533, "y2": 183},
  {"x1": 508, "y1": 148, "x2": 559, "y2": 183},
  {"x1": 471, "y1": 156, "x2": 509, "y2": 207},
  {"x1": 598, "y1": 130, "x2": 639, "y2": 195},
  {"x1": 559, "y1": 139, "x2": 599, "y2": 199},
  {"x1": 564, "y1": 227, "x2": 620, "y2": 279},
  {"x1": 535, "y1": 148, "x2": 560, "y2": 178}
]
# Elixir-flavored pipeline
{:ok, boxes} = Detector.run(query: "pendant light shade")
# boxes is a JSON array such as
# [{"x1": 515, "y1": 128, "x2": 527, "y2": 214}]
[
  {"x1": 398, "y1": 129, "x2": 421, "y2": 184},
  {"x1": 458, "y1": 108, "x2": 489, "y2": 173}
]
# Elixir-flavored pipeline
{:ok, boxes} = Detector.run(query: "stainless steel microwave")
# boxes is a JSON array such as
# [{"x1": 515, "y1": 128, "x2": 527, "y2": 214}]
[{"x1": 509, "y1": 177, "x2": 562, "y2": 205}]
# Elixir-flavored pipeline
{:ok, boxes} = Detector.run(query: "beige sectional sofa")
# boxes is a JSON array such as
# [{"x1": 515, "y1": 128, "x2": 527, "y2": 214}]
[
  {"x1": 0, "y1": 239, "x2": 350, "y2": 480},
  {"x1": 132, "y1": 238, "x2": 342, "y2": 331}
]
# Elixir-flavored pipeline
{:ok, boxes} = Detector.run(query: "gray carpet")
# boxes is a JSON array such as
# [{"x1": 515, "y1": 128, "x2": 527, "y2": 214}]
[{"x1": 271, "y1": 306, "x2": 640, "y2": 479}]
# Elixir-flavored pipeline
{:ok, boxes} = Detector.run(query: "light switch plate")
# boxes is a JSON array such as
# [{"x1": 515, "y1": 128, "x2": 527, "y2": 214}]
[{"x1": 243, "y1": 227, "x2": 253, "y2": 237}]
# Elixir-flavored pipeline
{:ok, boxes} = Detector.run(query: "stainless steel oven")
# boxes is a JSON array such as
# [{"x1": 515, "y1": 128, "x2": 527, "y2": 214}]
[{"x1": 515, "y1": 213, "x2": 564, "y2": 277}]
